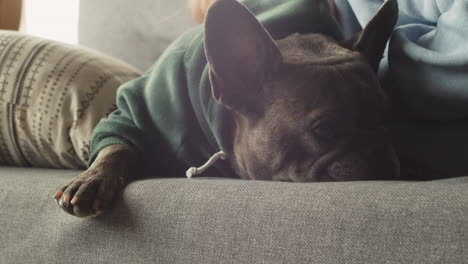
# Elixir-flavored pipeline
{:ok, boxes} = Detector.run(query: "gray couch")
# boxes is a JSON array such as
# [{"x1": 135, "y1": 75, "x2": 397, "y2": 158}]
[{"x1": 1, "y1": 0, "x2": 467, "y2": 263}]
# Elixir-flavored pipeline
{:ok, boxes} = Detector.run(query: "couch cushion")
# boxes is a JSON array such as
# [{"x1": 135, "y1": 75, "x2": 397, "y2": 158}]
[
  {"x1": 0, "y1": 31, "x2": 141, "y2": 169},
  {"x1": 1, "y1": 167, "x2": 466, "y2": 264}
]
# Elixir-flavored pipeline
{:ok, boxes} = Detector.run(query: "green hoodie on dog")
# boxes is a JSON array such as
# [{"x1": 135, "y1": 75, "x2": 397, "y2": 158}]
[{"x1": 89, "y1": 0, "x2": 342, "y2": 177}]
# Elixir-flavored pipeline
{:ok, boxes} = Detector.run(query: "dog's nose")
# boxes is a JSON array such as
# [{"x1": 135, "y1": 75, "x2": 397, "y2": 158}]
[
  {"x1": 307, "y1": 126, "x2": 399, "y2": 181},
  {"x1": 323, "y1": 127, "x2": 399, "y2": 181},
  {"x1": 325, "y1": 143, "x2": 400, "y2": 181}
]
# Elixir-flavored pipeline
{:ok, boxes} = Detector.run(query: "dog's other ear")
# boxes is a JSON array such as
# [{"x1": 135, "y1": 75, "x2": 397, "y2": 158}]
[
  {"x1": 344, "y1": 0, "x2": 398, "y2": 71},
  {"x1": 204, "y1": 0, "x2": 281, "y2": 113}
]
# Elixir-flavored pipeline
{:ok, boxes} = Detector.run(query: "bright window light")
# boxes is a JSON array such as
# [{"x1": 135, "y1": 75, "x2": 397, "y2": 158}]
[{"x1": 21, "y1": 0, "x2": 79, "y2": 44}]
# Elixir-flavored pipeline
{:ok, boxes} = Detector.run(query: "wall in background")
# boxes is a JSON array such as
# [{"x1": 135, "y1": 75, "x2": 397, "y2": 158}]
[{"x1": 21, "y1": 0, "x2": 79, "y2": 44}]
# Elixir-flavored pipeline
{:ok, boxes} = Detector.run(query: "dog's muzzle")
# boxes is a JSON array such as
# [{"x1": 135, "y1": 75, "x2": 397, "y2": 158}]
[{"x1": 308, "y1": 127, "x2": 400, "y2": 181}]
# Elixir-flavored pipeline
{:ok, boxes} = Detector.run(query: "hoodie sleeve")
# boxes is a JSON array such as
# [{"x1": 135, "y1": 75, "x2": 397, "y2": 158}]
[
  {"x1": 88, "y1": 75, "x2": 150, "y2": 166},
  {"x1": 88, "y1": 28, "x2": 201, "y2": 167}
]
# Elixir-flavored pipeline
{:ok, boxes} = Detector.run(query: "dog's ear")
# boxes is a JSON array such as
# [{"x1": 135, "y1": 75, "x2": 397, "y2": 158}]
[
  {"x1": 343, "y1": 0, "x2": 398, "y2": 72},
  {"x1": 204, "y1": 0, "x2": 281, "y2": 113}
]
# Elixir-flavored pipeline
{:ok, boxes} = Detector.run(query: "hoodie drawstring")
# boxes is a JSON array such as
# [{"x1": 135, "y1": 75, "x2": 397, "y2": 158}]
[{"x1": 186, "y1": 151, "x2": 227, "y2": 178}]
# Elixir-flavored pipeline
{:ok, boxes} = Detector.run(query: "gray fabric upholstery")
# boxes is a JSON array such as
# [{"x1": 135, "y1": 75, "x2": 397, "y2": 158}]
[
  {"x1": 1, "y1": 167, "x2": 467, "y2": 263},
  {"x1": 78, "y1": 0, "x2": 196, "y2": 71}
]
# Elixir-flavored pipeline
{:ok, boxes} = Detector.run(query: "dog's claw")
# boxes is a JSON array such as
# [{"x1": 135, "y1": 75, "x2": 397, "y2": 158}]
[
  {"x1": 70, "y1": 196, "x2": 79, "y2": 205},
  {"x1": 54, "y1": 191, "x2": 63, "y2": 200}
]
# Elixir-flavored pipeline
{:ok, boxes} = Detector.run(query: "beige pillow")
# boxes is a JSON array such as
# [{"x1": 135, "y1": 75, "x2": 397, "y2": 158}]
[{"x1": 0, "y1": 31, "x2": 142, "y2": 169}]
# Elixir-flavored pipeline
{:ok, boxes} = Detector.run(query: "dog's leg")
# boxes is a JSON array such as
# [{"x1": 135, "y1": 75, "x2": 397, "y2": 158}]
[{"x1": 54, "y1": 144, "x2": 140, "y2": 217}]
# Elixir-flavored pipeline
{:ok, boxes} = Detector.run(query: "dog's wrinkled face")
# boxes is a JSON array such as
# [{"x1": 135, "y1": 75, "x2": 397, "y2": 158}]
[
  {"x1": 204, "y1": 0, "x2": 400, "y2": 181},
  {"x1": 230, "y1": 34, "x2": 399, "y2": 181}
]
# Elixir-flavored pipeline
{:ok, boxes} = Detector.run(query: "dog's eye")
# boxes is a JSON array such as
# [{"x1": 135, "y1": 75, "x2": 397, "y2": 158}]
[{"x1": 313, "y1": 122, "x2": 339, "y2": 141}]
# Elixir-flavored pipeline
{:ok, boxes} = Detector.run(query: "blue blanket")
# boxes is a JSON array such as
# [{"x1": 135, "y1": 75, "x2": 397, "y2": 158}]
[{"x1": 335, "y1": 0, "x2": 468, "y2": 120}]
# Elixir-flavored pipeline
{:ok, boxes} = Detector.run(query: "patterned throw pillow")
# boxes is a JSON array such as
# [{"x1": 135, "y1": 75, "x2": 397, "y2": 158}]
[{"x1": 0, "y1": 31, "x2": 142, "y2": 169}]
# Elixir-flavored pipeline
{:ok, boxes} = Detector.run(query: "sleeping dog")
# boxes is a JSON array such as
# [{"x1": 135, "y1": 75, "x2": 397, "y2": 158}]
[{"x1": 55, "y1": 0, "x2": 400, "y2": 217}]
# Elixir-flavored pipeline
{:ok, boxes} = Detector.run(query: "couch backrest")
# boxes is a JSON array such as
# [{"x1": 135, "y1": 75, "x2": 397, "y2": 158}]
[{"x1": 78, "y1": 0, "x2": 196, "y2": 71}]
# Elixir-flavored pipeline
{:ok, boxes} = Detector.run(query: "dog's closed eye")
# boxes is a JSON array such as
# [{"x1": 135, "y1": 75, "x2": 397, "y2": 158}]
[{"x1": 313, "y1": 121, "x2": 339, "y2": 142}]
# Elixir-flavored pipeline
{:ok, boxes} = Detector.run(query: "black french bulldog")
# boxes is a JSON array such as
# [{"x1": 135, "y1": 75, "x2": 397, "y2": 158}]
[{"x1": 55, "y1": 0, "x2": 400, "y2": 217}]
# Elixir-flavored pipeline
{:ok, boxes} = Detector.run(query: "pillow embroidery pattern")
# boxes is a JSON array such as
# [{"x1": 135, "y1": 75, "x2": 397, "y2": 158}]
[{"x1": 0, "y1": 31, "x2": 142, "y2": 169}]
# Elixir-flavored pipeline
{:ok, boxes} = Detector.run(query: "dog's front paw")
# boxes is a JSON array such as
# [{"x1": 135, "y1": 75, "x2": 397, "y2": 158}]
[{"x1": 54, "y1": 167, "x2": 126, "y2": 217}]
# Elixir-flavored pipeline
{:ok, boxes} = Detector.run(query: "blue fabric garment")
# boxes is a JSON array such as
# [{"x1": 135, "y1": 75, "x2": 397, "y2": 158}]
[{"x1": 335, "y1": 0, "x2": 468, "y2": 120}]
